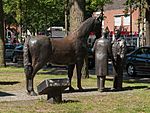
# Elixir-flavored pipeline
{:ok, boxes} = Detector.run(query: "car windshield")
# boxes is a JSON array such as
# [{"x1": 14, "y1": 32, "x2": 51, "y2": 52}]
[
  {"x1": 135, "y1": 48, "x2": 149, "y2": 58},
  {"x1": 144, "y1": 47, "x2": 150, "y2": 58}
]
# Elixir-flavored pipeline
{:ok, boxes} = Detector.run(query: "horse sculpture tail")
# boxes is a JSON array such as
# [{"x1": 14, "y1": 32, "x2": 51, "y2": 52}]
[{"x1": 23, "y1": 36, "x2": 33, "y2": 76}]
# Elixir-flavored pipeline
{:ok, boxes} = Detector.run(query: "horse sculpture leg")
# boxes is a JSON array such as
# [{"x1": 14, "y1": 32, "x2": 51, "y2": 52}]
[
  {"x1": 76, "y1": 60, "x2": 84, "y2": 91},
  {"x1": 25, "y1": 61, "x2": 47, "y2": 96},
  {"x1": 24, "y1": 65, "x2": 37, "y2": 96},
  {"x1": 68, "y1": 64, "x2": 75, "y2": 91}
]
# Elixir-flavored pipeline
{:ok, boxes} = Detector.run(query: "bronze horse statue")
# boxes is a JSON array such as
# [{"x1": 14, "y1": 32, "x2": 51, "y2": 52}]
[{"x1": 24, "y1": 17, "x2": 101, "y2": 96}]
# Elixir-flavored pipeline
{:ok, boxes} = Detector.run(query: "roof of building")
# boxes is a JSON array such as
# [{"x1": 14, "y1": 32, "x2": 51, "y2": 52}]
[{"x1": 104, "y1": 0, "x2": 126, "y2": 11}]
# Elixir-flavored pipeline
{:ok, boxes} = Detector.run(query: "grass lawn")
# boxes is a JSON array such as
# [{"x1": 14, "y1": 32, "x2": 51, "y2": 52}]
[{"x1": 0, "y1": 66, "x2": 150, "y2": 113}]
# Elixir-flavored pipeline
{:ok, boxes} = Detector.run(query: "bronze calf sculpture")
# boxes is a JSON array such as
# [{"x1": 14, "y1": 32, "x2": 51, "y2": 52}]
[{"x1": 24, "y1": 17, "x2": 101, "y2": 96}]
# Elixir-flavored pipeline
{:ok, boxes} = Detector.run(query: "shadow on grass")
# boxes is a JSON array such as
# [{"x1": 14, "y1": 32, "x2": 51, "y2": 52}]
[
  {"x1": 123, "y1": 85, "x2": 148, "y2": 91},
  {"x1": 38, "y1": 66, "x2": 68, "y2": 75},
  {"x1": 106, "y1": 76, "x2": 150, "y2": 84},
  {"x1": 123, "y1": 77, "x2": 150, "y2": 84},
  {"x1": 107, "y1": 85, "x2": 148, "y2": 92},
  {"x1": 0, "y1": 81, "x2": 20, "y2": 85},
  {"x1": 38, "y1": 65, "x2": 96, "y2": 76},
  {"x1": 64, "y1": 85, "x2": 149, "y2": 94},
  {"x1": 0, "y1": 91, "x2": 15, "y2": 97},
  {"x1": 62, "y1": 99, "x2": 80, "y2": 103}
]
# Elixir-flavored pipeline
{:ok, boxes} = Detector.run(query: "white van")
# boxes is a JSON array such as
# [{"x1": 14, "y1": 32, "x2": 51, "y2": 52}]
[{"x1": 47, "y1": 27, "x2": 65, "y2": 38}]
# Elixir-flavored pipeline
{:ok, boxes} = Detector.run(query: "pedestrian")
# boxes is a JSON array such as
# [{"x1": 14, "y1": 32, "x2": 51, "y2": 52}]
[{"x1": 93, "y1": 33, "x2": 115, "y2": 92}]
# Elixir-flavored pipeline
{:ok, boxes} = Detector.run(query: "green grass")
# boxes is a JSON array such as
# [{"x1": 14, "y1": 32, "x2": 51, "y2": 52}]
[{"x1": 0, "y1": 66, "x2": 150, "y2": 113}]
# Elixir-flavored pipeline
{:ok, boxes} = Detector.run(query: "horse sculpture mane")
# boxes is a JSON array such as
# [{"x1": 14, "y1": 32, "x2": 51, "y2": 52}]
[
  {"x1": 66, "y1": 17, "x2": 97, "y2": 40},
  {"x1": 24, "y1": 17, "x2": 101, "y2": 96}
]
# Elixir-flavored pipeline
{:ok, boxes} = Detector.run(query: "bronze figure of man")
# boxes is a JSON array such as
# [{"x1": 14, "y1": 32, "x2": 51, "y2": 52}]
[
  {"x1": 93, "y1": 34, "x2": 115, "y2": 92},
  {"x1": 112, "y1": 37, "x2": 126, "y2": 90}
]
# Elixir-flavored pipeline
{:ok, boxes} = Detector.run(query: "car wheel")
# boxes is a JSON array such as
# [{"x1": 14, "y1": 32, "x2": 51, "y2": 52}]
[
  {"x1": 12, "y1": 56, "x2": 17, "y2": 63},
  {"x1": 126, "y1": 64, "x2": 136, "y2": 76}
]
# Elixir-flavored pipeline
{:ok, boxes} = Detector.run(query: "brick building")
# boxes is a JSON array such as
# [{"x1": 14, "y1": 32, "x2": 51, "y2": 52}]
[{"x1": 103, "y1": 0, "x2": 139, "y2": 36}]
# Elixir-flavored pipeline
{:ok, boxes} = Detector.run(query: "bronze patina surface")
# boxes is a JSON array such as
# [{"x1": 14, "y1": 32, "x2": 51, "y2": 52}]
[
  {"x1": 24, "y1": 17, "x2": 101, "y2": 96},
  {"x1": 112, "y1": 37, "x2": 126, "y2": 90},
  {"x1": 93, "y1": 35, "x2": 115, "y2": 92}
]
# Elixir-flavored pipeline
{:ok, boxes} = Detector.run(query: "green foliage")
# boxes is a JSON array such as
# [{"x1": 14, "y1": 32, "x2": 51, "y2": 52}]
[
  {"x1": 3, "y1": 0, "x2": 113, "y2": 33},
  {"x1": 124, "y1": 0, "x2": 148, "y2": 13},
  {"x1": 91, "y1": 0, "x2": 112, "y2": 7},
  {"x1": 86, "y1": 0, "x2": 112, "y2": 11},
  {"x1": 3, "y1": 0, "x2": 65, "y2": 33},
  {"x1": 85, "y1": 0, "x2": 112, "y2": 20}
]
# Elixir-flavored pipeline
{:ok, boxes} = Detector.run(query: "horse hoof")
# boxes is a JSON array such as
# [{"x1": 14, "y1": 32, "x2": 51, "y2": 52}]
[
  {"x1": 69, "y1": 86, "x2": 75, "y2": 92},
  {"x1": 31, "y1": 91, "x2": 37, "y2": 96},
  {"x1": 98, "y1": 88, "x2": 105, "y2": 92},
  {"x1": 78, "y1": 87, "x2": 84, "y2": 92},
  {"x1": 27, "y1": 91, "x2": 37, "y2": 96}
]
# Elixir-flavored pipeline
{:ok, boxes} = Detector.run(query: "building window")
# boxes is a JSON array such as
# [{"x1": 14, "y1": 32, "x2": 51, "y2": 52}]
[
  {"x1": 123, "y1": 15, "x2": 130, "y2": 25},
  {"x1": 114, "y1": 16, "x2": 121, "y2": 26}
]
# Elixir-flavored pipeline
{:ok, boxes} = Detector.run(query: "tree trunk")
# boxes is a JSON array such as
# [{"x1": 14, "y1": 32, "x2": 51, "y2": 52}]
[
  {"x1": 69, "y1": 0, "x2": 89, "y2": 78},
  {"x1": 145, "y1": 0, "x2": 150, "y2": 46},
  {"x1": 0, "y1": 0, "x2": 5, "y2": 67},
  {"x1": 69, "y1": 0, "x2": 85, "y2": 32},
  {"x1": 145, "y1": 21, "x2": 150, "y2": 45},
  {"x1": 65, "y1": 0, "x2": 69, "y2": 35}
]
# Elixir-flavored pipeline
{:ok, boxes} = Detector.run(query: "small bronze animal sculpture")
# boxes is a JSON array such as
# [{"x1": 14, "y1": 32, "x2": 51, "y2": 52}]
[{"x1": 24, "y1": 17, "x2": 101, "y2": 96}]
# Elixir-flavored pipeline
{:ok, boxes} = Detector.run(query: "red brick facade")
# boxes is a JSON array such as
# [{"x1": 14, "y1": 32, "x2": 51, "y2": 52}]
[{"x1": 104, "y1": 9, "x2": 139, "y2": 35}]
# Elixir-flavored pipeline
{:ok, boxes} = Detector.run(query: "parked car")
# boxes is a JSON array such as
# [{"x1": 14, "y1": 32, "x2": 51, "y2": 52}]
[
  {"x1": 12, "y1": 44, "x2": 23, "y2": 63},
  {"x1": 47, "y1": 26, "x2": 65, "y2": 38},
  {"x1": 5, "y1": 43, "x2": 15, "y2": 61},
  {"x1": 126, "y1": 46, "x2": 150, "y2": 76},
  {"x1": 126, "y1": 46, "x2": 136, "y2": 54}
]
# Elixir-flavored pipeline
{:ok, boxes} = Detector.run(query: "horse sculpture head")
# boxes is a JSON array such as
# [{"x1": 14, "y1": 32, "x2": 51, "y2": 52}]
[
  {"x1": 91, "y1": 16, "x2": 102, "y2": 38},
  {"x1": 76, "y1": 16, "x2": 102, "y2": 39}
]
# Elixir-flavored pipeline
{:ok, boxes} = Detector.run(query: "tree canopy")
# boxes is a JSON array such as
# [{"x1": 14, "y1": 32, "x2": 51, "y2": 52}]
[
  {"x1": 3, "y1": 0, "x2": 113, "y2": 34},
  {"x1": 3, "y1": 0, "x2": 65, "y2": 33}
]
